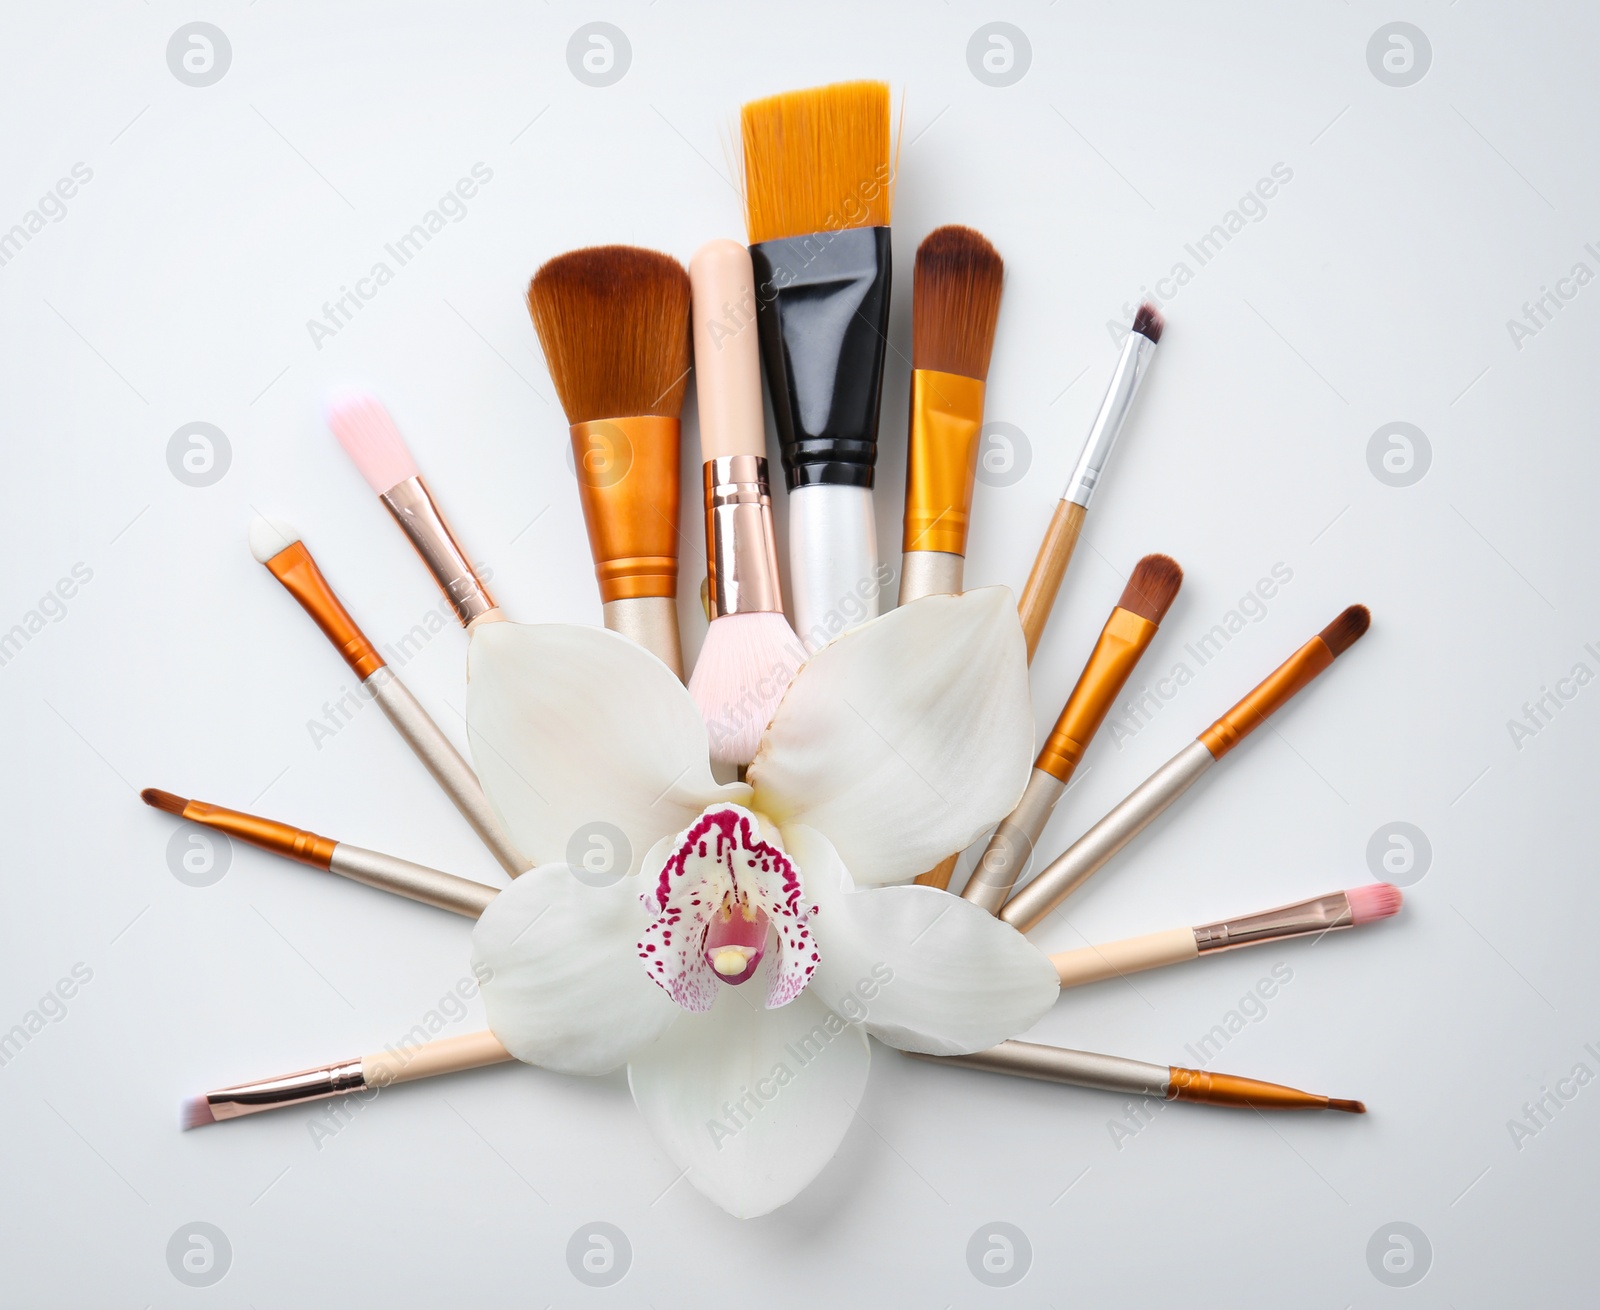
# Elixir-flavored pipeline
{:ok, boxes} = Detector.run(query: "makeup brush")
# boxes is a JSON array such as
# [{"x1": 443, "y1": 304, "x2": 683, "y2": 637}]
[
  {"x1": 960, "y1": 554, "x2": 1183, "y2": 910},
  {"x1": 686, "y1": 239, "x2": 804, "y2": 766},
  {"x1": 527, "y1": 245, "x2": 691, "y2": 678},
  {"x1": 142, "y1": 788, "x2": 496, "y2": 917},
  {"x1": 182, "y1": 1030, "x2": 512, "y2": 1129},
  {"x1": 905, "y1": 1040, "x2": 1364, "y2": 1113},
  {"x1": 1002, "y1": 605, "x2": 1372, "y2": 933},
  {"x1": 741, "y1": 80, "x2": 895, "y2": 651},
  {"x1": 1017, "y1": 303, "x2": 1164, "y2": 663},
  {"x1": 1051, "y1": 883, "x2": 1403, "y2": 988},
  {"x1": 247, "y1": 516, "x2": 528, "y2": 877},
  {"x1": 898, "y1": 225, "x2": 1005, "y2": 603}
]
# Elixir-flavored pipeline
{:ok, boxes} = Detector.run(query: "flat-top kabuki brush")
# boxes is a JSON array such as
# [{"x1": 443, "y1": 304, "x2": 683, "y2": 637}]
[
  {"x1": 247, "y1": 516, "x2": 529, "y2": 877},
  {"x1": 1002, "y1": 605, "x2": 1372, "y2": 932},
  {"x1": 741, "y1": 80, "x2": 895, "y2": 650},
  {"x1": 961, "y1": 554, "x2": 1182, "y2": 911},
  {"x1": 1018, "y1": 303, "x2": 1164, "y2": 663},
  {"x1": 687, "y1": 239, "x2": 805, "y2": 767},
  {"x1": 899, "y1": 225, "x2": 1005, "y2": 603},
  {"x1": 527, "y1": 245, "x2": 691, "y2": 678}
]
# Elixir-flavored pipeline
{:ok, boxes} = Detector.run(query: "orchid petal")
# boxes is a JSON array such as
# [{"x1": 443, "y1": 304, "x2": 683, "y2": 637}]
[
  {"x1": 788, "y1": 825, "x2": 1059, "y2": 1055},
  {"x1": 748, "y1": 588, "x2": 1032, "y2": 884},
  {"x1": 466, "y1": 621, "x2": 748, "y2": 875},
  {"x1": 627, "y1": 961, "x2": 869, "y2": 1218},
  {"x1": 471, "y1": 864, "x2": 678, "y2": 1075}
]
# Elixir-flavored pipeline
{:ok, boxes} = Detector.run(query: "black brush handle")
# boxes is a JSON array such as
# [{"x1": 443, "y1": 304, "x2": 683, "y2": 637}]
[{"x1": 749, "y1": 226, "x2": 892, "y2": 491}]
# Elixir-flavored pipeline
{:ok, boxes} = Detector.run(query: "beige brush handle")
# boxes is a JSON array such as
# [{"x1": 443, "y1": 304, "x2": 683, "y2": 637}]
[
  {"x1": 690, "y1": 240, "x2": 765, "y2": 460},
  {"x1": 363, "y1": 1030, "x2": 512, "y2": 1086},
  {"x1": 1018, "y1": 499, "x2": 1087, "y2": 663},
  {"x1": 1052, "y1": 926, "x2": 1198, "y2": 988}
]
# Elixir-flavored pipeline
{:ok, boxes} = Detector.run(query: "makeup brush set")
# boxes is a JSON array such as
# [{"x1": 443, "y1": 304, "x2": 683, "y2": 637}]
[{"x1": 148, "y1": 81, "x2": 1398, "y2": 1207}]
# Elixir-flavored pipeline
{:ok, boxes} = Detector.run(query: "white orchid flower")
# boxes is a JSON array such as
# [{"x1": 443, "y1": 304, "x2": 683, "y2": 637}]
[{"x1": 465, "y1": 587, "x2": 1059, "y2": 1218}]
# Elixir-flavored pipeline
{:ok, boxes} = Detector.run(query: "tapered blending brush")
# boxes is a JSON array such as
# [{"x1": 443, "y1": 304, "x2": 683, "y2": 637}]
[
  {"x1": 1001, "y1": 605, "x2": 1373, "y2": 933},
  {"x1": 741, "y1": 80, "x2": 895, "y2": 650},
  {"x1": 141, "y1": 789, "x2": 497, "y2": 917},
  {"x1": 961, "y1": 554, "x2": 1183, "y2": 911},
  {"x1": 527, "y1": 246, "x2": 691, "y2": 678},
  {"x1": 898, "y1": 225, "x2": 1005, "y2": 603},
  {"x1": 1017, "y1": 303, "x2": 1164, "y2": 663},
  {"x1": 1051, "y1": 883, "x2": 1403, "y2": 988},
  {"x1": 686, "y1": 240, "x2": 805, "y2": 766},
  {"x1": 182, "y1": 1030, "x2": 512, "y2": 1128},
  {"x1": 247, "y1": 516, "x2": 529, "y2": 877},
  {"x1": 905, "y1": 1041, "x2": 1364, "y2": 1113}
]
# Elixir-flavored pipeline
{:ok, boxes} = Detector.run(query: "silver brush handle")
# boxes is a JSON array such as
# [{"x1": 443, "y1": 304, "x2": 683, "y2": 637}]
[
  {"x1": 906, "y1": 1040, "x2": 1170, "y2": 1097},
  {"x1": 1001, "y1": 739, "x2": 1215, "y2": 931},
  {"x1": 1063, "y1": 330, "x2": 1158, "y2": 508},
  {"x1": 897, "y1": 550, "x2": 964, "y2": 604},
  {"x1": 328, "y1": 843, "x2": 499, "y2": 917},
  {"x1": 603, "y1": 597, "x2": 684, "y2": 680},
  {"x1": 365, "y1": 669, "x2": 531, "y2": 876},
  {"x1": 963, "y1": 768, "x2": 1065, "y2": 914}
]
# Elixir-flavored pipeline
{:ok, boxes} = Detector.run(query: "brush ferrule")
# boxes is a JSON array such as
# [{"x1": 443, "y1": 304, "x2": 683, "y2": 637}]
[
  {"x1": 570, "y1": 416, "x2": 681, "y2": 603},
  {"x1": 264, "y1": 542, "x2": 384, "y2": 680},
  {"x1": 181, "y1": 800, "x2": 337, "y2": 869},
  {"x1": 1198, "y1": 636, "x2": 1334, "y2": 759},
  {"x1": 1036, "y1": 607, "x2": 1158, "y2": 782},
  {"x1": 903, "y1": 368, "x2": 986, "y2": 556},
  {"x1": 205, "y1": 1059, "x2": 367, "y2": 1122},
  {"x1": 1064, "y1": 328, "x2": 1157, "y2": 508},
  {"x1": 749, "y1": 226, "x2": 892, "y2": 490},
  {"x1": 381, "y1": 476, "x2": 497, "y2": 628},
  {"x1": 704, "y1": 455, "x2": 783, "y2": 619},
  {"x1": 1193, "y1": 893, "x2": 1353, "y2": 952}
]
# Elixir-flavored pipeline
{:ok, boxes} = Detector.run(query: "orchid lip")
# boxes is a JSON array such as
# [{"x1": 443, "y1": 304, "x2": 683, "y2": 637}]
[{"x1": 705, "y1": 896, "x2": 770, "y2": 986}]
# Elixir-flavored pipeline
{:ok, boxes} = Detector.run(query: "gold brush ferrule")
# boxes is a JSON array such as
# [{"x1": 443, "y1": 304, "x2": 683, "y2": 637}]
[
  {"x1": 180, "y1": 799, "x2": 337, "y2": 869},
  {"x1": 704, "y1": 455, "x2": 783, "y2": 619},
  {"x1": 264, "y1": 542, "x2": 385, "y2": 680},
  {"x1": 902, "y1": 368, "x2": 986, "y2": 557},
  {"x1": 1192, "y1": 892, "x2": 1353, "y2": 953},
  {"x1": 570, "y1": 416, "x2": 681, "y2": 604},
  {"x1": 204, "y1": 1059, "x2": 367, "y2": 1122},
  {"x1": 380, "y1": 476, "x2": 498, "y2": 628},
  {"x1": 1036, "y1": 607, "x2": 1158, "y2": 782},
  {"x1": 1165, "y1": 1067, "x2": 1339, "y2": 1111},
  {"x1": 1199, "y1": 635, "x2": 1333, "y2": 759}
]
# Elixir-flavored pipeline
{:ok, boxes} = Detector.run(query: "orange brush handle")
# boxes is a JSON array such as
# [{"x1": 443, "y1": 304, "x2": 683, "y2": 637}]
[
  {"x1": 265, "y1": 543, "x2": 384, "y2": 680},
  {"x1": 181, "y1": 799, "x2": 337, "y2": 869},
  {"x1": 902, "y1": 369, "x2": 986, "y2": 556},
  {"x1": 1198, "y1": 635, "x2": 1333, "y2": 759},
  {"x1": 1036, "y1": 607, "x2": 1157, "y2": 781},
  {"x1": 570, "y1": 416, "x2": 681, "y2": 602}
]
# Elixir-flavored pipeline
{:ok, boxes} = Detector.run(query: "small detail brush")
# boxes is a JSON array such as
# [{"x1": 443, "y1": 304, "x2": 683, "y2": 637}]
[
  {"x1": 960, "y1": 554, "x2": 1183, "y2": 909},
  {"x1": 527, "y1": 246, "x2": 691, "y2": 678},
  {"x1": 741, "y1": 80, "x2": 895, "y2": 650},
  {"x1": 1017, "y1": 303, "x2": 1164, "y2": 663},
  {"x1": 1002, "y1": 605, "x2": 1373, "y2": 932},
  {"x1": 248, "y1": 516, "x2": 528, "y2": 876},
  {"x1": 182, "y1": 1030, "x2": 512, "y2": 1129},
  {"x1": 905, "y1": 1040, "x2": 1364, "y2": 1112},
  {"x1": 142, "y1": 788, "x2": 497, "y2": 918},
  {"x1": 898, "y1": 225, "x2": 1005, "y2": 603},
  {"x1": 1051, "y1": 883, "x2": 1403, "y2": 988},
  {"x1": 687, "y1": 239, "x2": 804, "y2": 766}
]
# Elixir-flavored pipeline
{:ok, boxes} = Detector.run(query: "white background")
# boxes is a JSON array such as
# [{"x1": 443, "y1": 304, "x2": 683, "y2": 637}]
[{"x1": 3, "y1": 2, "x2": 1596, "y2": 1304}]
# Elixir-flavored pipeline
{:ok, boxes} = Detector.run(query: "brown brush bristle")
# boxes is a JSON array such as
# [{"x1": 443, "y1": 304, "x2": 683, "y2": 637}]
[
  {"x1": 741, "y1": 81, "x2": 893, "y2": 245},
  {"x1": 1319, "y1": 605, "x2": 1371, "y2": 657},
  {"x1": 141, "y1": 788, "x2": 189, "y2": 815},
  {"x1": 526, "y1": 246, "x2": 691, "y2": 424},
  {"x1": 1327, "y1": 1098, "x2": 1367, "y2": 1114},
  {"x1": 1116, "y1": 554, "x2": 1183, "y2": 625},
  {"x1": 1132, "y1": 301, "x2": 1165, "y2": 344},
  {"x1": 913, "y1": 226, "x2": 1004, "y2": 380}
]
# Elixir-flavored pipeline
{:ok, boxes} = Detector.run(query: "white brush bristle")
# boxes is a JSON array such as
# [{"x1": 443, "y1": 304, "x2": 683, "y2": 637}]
[
  {"x1": 180, "y1": 1096, "x2": 216, "y2": 1131},
  {"x1": 248, "y1": 515, "x2": 301, "y2": 564},
  {"x1": 690, "y1": 611, "x2": 805, "y2": 767},
  {"x1": 325, "y1": 391, "x2": 420, "y2": 493}
]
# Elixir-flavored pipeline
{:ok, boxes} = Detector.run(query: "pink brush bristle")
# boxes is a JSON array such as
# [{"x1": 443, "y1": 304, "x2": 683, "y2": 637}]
[
  {"x1": 325, "y1": 392, "x2": 421, "y2": 493},
  {"x1": 1346, "y1": 883, "x2": 1403, "y2": 925},
  {"x1": 180, "y1": 1096, "x2": 216, "y2": 1131},
  {"x1": 689, "y1": 611, "x2": 805, "y2": 768}
]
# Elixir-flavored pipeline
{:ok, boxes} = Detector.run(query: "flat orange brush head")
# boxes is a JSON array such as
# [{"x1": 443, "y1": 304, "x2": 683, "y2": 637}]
[
  {"x1": 740, "y1": 81, "x2": 893, "y2": 245},
  {"x1": 527, "y1": 246, "x2": 692, "y2": 423},
  {"x1": 1117, "y1": 554, "x2": 1184, "y2": 625},
  {"x1": 913, "y1": 225, "x2": 1004, "y2": 381}
]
